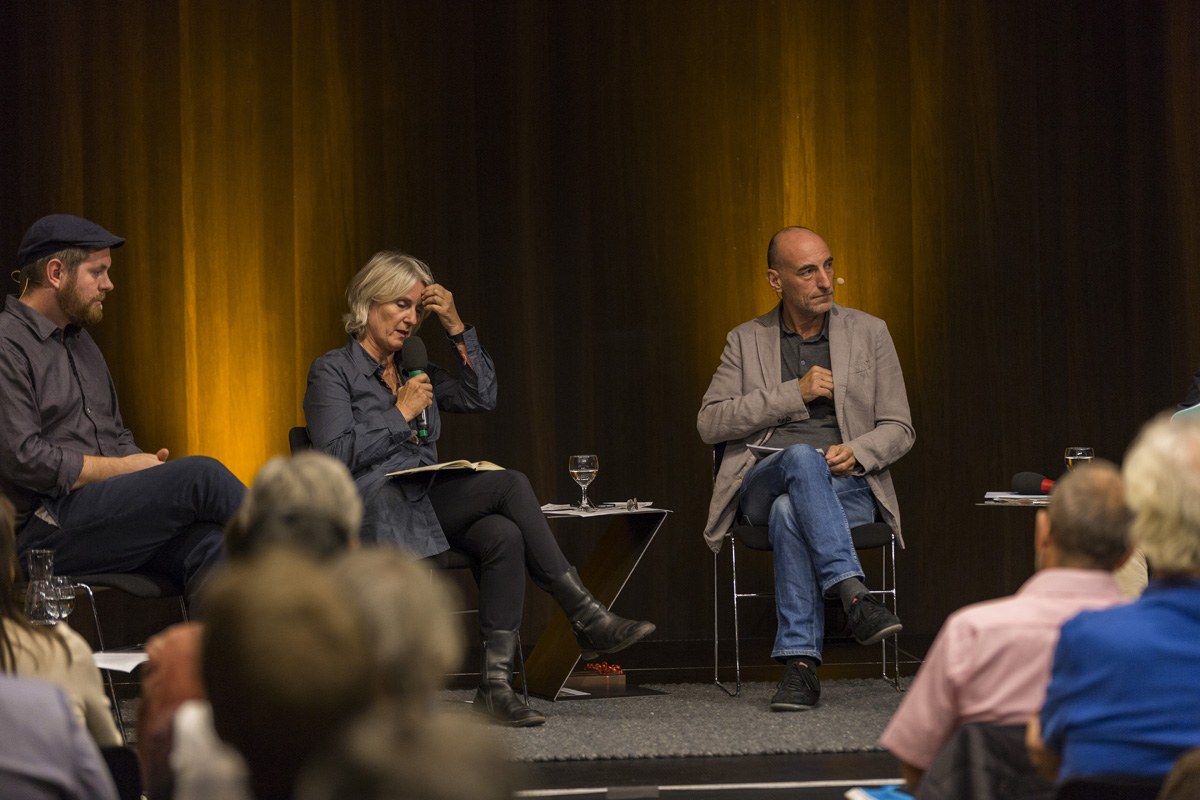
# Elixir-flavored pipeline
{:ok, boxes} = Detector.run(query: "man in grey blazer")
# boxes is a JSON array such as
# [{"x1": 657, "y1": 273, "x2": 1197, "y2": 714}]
[{"x1": 698, "y1": 226, "x2": 915, "y2": 711}]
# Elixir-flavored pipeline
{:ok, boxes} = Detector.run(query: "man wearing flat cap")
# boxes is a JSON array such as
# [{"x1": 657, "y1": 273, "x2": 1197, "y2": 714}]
[{"x1": 0, "y1": 214, "x2": 244, "y2": 605}]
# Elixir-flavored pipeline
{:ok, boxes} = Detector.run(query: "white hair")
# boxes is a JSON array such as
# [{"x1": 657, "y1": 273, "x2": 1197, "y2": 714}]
[
  {"x1": 1123, "y1": 413, "x2": 1200, "y2": 574},
  {"x1": 228, "y1": 452, "x2": 363, "y2": 553}
]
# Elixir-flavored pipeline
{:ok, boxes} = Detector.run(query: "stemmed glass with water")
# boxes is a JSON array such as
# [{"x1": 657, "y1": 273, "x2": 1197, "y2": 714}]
[
  {"x1": 569, "y1": 454, "x2": 599, "y2": 511},
  {"x1": 1064, "y1": 447, "x2": 1095, "y2": 472}
]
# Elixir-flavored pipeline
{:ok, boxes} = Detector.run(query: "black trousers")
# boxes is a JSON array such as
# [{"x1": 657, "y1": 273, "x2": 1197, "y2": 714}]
[
  {"x1": 426, "y1": 469, "x2": 570, "y2": 637},
  {"x1": 16, "y1": 456, "x2": 245, "y2": 605}
]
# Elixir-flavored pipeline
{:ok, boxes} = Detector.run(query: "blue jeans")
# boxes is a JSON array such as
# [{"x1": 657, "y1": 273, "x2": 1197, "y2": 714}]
[
  {"x1": 740, "y1": 444, "x2": 878, "y2": 663},
  {"x1": 16, "y1": 456, "x2": 244, "y2": 605}
]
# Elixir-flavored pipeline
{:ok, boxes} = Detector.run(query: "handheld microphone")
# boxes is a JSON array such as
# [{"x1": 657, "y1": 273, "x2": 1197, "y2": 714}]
[
  {"x1": 1012, "y1": 471, "x2": 1055, "y2": 495},
  {"x1": 400, "y1": 336, "x2": 429, "y2": 440}
]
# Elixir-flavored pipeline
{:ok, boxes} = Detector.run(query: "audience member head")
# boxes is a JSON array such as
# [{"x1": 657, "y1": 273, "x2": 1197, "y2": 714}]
[
  {"x1": 343, "y1": 250, "x2": 435, "y2": 338},
  {"x1": 1036, "y1": 460, "x2": 1131, "y2": 570},
  {"x1": 295, "y1": 701, "x2": 518, "y2": 800},
  {"x1": 225, "y1": 451, "x2": 361, "y2": 560},
  {"x1": 329, "y1": 549, "x2": 464, "y2": 705},
  {"x1": 1123, "y1": 413, "x2": 1200, "y2": 576},
  {"x1": 1160, "y1": 747, "x2": 1200, "y2": 800},
  {"x1": 202, "y1": 550, "x2": 372, "y2": 800}
]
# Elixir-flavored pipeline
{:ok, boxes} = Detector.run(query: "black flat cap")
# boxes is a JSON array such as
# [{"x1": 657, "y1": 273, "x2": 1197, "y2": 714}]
[{"x1": 17, "y1": 214, "x2": 125, "y2": 266}]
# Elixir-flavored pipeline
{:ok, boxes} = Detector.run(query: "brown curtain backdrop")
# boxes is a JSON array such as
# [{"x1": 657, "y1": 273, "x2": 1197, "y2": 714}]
[{"x1": 1, "y1": 0, "x2": 1197, "y2": 642}]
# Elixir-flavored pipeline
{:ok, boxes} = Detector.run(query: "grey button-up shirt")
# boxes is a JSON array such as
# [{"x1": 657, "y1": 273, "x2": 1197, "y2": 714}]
[
  {"x1": 303, "y1": 329, "x2": 496, "y2": 557},
  {"x1": 0, "y1": 295, "x2": 140, "y2": 529}
]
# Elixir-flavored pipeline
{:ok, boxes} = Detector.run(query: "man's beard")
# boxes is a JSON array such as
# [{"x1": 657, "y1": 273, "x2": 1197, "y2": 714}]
[{"x1": 57, "y1": 273, "x2": 104, "y2": 326}]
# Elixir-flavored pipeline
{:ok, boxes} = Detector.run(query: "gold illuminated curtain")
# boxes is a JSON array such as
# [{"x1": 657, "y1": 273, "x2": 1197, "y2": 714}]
[{"x1": 1, "y1": 0, "x2": 1196, "y2": 636}]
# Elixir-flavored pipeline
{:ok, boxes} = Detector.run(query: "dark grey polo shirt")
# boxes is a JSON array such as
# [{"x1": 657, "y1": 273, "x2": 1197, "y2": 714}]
[
  {"x1": 0, "y1": 295, "x2": 140, "y2": 529},
  {"x1": 764, "y1": 309, "x2": 842, "y2": 452}
]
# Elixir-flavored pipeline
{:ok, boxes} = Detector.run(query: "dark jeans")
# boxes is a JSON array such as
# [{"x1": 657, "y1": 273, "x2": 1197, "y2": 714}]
[
  {"x1": 17, "y1": 456, "x2": 245, "y2": 606},
  {"x1": 426, "y1": 469, "x2": 570, "y2": 637}
]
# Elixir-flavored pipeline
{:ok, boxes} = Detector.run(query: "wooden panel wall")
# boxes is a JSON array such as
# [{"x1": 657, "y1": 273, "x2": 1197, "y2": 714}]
[{"x1": 1, "y1": 0, "x2": 1197, "y2": 644}]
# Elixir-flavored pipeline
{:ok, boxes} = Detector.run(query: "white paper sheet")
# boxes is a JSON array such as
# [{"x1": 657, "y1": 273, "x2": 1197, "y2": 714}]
[{"x1": 92, "y1": 651, "x2": 150, "y2": 672}]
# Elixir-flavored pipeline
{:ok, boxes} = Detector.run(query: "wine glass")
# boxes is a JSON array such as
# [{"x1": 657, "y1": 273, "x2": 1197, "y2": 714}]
[
  {"x1": 50, "y1": 577, "x2": 76, "y2": 623},
  {"x1": 569, "y1": 454, "x2": 599, "y2": 511},
  {"x1": 1064, "y1": 446, "x2": 1095, "y2": 472}
]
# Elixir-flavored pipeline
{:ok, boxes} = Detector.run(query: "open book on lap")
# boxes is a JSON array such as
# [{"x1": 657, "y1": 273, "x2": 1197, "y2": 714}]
[{"x1": 386, "y1": 460, "x2": 505, "y2": 477}]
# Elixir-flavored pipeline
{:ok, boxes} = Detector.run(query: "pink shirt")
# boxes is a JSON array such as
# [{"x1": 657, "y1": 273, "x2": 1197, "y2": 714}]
[{"x1": 879, "y1": 569, "x2": 1126, "y2": 770}]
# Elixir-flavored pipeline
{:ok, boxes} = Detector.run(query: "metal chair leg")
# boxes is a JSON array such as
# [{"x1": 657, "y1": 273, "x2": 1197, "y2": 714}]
[
  {"x1": 871, "y1": 539, "x2": 903, "y2": 691},
  {"x1": 714, "y1": 537, "x2": 743, "y2": 697},
  {"x1": 76, "y1": 582, "x2": 127, "y2": 744}
]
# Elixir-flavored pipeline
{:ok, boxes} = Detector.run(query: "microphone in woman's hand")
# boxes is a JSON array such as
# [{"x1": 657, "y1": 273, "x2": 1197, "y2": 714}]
[{"x1": 401, "y1": 336, "x2": 429, "y2": 440}]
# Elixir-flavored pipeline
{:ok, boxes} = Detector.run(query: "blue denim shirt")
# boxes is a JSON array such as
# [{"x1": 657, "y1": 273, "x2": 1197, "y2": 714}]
[{"x1": 303, "y1": 329, "x2": 496, "y2": 557}]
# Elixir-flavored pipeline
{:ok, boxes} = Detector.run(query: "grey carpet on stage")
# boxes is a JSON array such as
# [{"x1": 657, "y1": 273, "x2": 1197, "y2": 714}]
[{"x1": 442, "y1": 679, "x2": 907, "y2": 762}]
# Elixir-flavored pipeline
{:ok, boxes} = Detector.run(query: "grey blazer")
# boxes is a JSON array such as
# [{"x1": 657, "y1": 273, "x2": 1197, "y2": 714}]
[{"x1": 697, "y1": 304, "x2": 915, "y2": 552}]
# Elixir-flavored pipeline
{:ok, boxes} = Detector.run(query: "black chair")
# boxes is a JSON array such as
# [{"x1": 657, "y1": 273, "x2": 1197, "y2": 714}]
[
  {"x1": 73, "y1": 572, "x2": 188, "y2": 744},
  {"x1": 1054, "y1": 775, "x2": 1163, "y2": 800},
  {"x1": 711, "y1": 443, "x2": 903, "y2": 696},
  {"x1": 99, "y1": 745, "x2": 143, "y2": 800},
  {"x1": 915, "y1": 723, "x2": 1054, "y2": 800},
  {"x1": 287, "y1": 424, "x2": 311, "y2": 455}
]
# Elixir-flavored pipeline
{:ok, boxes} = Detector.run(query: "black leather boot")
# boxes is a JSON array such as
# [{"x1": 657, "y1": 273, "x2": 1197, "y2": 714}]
[
  {"x1": 549, "y1": 567, "x2": 656, "y2": 660},
  {"x1": 473, "y1": 630, "x2": 545, "y2": 727}
]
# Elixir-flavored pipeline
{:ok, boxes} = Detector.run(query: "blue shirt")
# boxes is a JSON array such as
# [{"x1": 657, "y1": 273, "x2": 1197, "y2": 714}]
[
  {"x1": 303, "y1": 329, "x2": 496, "y2": 557},
  {"x1": 0, "y1": 674, "x2": 119, "y2": 800},
  {"x1": 1041, "y1": 578, "x2": 1200, "y2": 779}
]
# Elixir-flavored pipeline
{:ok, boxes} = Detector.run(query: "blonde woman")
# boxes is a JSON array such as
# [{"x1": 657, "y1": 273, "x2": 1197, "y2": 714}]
[{"x1": 304, "y1": 251, "x2": 655, "y2": 727}]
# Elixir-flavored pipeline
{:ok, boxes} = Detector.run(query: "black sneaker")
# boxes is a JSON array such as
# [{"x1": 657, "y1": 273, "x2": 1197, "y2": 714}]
[
  {"x1": 848, "y1": 593, "x2": 903, "y2": 646},
  {"x1": 770, "y1": 660, "x2": 820, "y2": 711}
]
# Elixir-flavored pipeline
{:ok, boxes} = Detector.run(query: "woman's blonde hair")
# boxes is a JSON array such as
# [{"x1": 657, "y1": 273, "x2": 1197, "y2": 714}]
[{"x1": 343, "y1": 251, "x2": 434, "y2": 338}]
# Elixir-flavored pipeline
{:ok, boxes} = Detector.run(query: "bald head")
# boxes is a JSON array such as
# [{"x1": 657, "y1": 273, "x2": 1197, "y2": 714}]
[
  {"x1": 765, "y1": 226, "x2": 836, "y2": 327},
  {"x1": 767, "y1": 226, "x2": 825, "y2": 270},
  {"x1": 1042, "y1": 460, "x2": 1131, "y2": 570}
]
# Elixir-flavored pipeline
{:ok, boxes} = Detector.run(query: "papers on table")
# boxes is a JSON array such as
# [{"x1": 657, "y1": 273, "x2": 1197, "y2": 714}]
[
  {"x1": 983, "y1": 492, "x2": 1049, "y2": 507},
  {"x1": 93, "y1": 650, "x2": 149, "y2": 672},
  {"x1": 540, "y1": 502, "x2": 661, "y2": 518}
]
